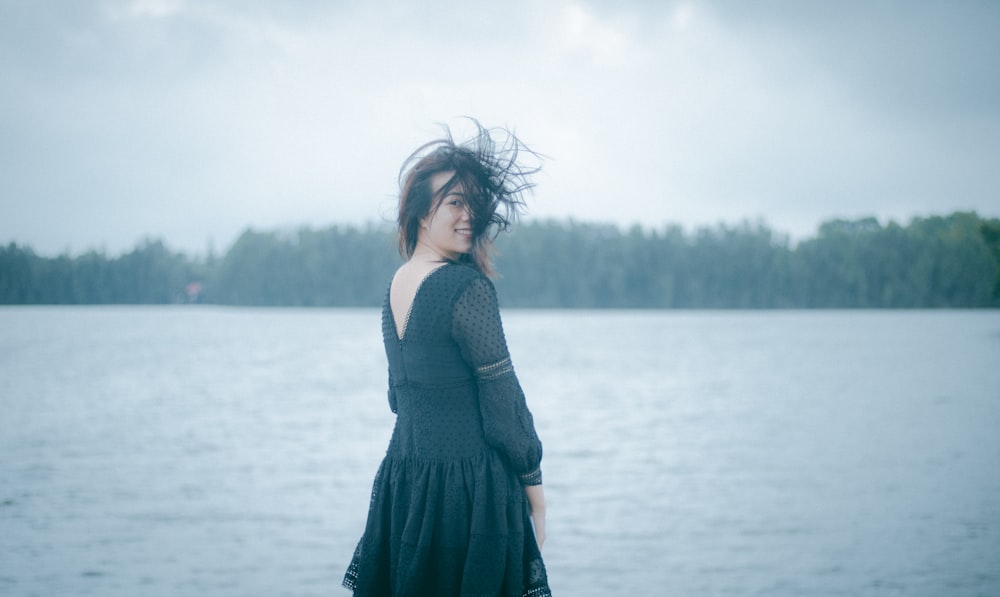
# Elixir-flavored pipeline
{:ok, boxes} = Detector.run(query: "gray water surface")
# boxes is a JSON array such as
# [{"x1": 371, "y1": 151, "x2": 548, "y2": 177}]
[{"x1": 1, "y1": 307, "x2": 998, "y2": 596}]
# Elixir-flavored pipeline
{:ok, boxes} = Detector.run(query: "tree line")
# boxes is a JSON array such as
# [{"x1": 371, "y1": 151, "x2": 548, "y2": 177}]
[{"x1": 2, "y1": 212, "x2": 998, "y2": 308}]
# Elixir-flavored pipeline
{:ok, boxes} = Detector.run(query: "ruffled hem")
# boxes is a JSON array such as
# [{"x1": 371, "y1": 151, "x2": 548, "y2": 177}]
[{"x1": 343, "y1": 452, "x2": 551, "y2": 596}]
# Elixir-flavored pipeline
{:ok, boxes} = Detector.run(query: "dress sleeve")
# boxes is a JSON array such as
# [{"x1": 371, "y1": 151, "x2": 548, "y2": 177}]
[{"x1": 452, "y1": 276, "x2": 543, "y2": 486}]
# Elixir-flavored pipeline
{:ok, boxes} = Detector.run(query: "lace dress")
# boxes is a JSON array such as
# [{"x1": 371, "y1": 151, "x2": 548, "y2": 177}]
[{"x1": 343, "y1": 262, "x2": 551, "y2": 597}]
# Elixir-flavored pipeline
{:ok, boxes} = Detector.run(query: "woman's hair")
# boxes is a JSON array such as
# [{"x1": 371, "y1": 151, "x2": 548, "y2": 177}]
[{"x1": 397, "y1": 119, "x2": 542, "y2": 277}]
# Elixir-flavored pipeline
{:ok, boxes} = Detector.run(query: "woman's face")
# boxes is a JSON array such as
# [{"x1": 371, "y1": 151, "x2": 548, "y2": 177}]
[{"x1": 419, "y1": 170, "x2": 473, "y2": 259}]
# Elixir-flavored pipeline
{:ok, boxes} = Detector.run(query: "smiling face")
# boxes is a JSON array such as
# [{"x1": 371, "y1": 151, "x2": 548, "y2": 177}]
[{"x1": 418, "y1": 170, "x2": 473, "y2": 260}]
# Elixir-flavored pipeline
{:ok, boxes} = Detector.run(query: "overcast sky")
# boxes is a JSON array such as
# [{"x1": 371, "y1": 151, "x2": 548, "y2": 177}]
[{"x1": 2, "y1": 0, "x2": 998, "y2": 256}]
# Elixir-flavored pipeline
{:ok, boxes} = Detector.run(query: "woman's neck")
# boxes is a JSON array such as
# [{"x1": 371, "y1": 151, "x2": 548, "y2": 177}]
[{"x1": 411, "y1": 242, "x2": 455, "y2": 264}]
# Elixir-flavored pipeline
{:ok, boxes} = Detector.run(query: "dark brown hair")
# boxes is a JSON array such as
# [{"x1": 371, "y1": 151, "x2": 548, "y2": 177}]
[{"x1": 397, "y1": 119, "x2": 541, "y2": 277}]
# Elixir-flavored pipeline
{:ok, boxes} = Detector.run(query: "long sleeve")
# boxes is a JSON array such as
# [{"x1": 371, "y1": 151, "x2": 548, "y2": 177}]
[{"x1": 452, "y1": 275, "x2": 543, "y2": 485}]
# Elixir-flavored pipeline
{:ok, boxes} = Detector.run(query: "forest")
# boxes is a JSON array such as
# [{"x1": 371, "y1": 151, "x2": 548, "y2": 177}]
[{"x1": 2, "y1": 211, "x2": 999, "y2": 308}]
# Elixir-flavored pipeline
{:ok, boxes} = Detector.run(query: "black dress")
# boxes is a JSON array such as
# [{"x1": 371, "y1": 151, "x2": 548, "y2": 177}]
[{"x1": 343, "y1": 262, "x2": 551, "y2": 597}]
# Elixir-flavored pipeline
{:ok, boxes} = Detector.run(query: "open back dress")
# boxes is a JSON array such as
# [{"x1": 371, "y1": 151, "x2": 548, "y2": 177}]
[{"x1": 343, "y1": 262, "x2": 551, "y2": 597}]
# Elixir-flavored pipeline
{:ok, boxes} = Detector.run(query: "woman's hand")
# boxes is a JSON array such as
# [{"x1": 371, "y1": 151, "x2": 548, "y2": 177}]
[{"x1": 525, "y1": 484, "x2": 546, "y2": 550}]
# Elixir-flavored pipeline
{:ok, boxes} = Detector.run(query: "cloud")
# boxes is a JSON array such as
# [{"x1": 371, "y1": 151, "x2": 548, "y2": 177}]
[
  {"x1": 1, "y1": 0, "x2": 998, "y2": 256},
  {"x1": 118, "y1": 0, "x2": 184, "y2": 19},
  {"x1": 557, "y1": 4, "x2": 637, "y2": 67}
]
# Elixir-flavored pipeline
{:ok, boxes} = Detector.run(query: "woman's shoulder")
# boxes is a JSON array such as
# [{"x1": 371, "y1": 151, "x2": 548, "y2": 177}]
[
  {"x1": 420, "y1": 260, "x2": 478, "y2": 284},
  {"x1": 436, "y1": 262, "x2": 495, "y2": 302}
]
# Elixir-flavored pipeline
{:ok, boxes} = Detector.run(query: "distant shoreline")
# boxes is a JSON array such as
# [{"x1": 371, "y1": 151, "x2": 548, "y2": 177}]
[{"x1": 3, "y1": 212, "x2": 999, "y2": 309}]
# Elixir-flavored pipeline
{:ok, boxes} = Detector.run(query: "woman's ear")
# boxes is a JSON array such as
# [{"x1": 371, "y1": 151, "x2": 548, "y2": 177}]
[{"x1": 420, "y1": 197, "x2": 440, "y2": 229}]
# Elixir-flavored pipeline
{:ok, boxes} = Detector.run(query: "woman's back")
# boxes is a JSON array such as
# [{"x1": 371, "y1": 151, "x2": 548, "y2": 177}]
[{"x1": 382, "y1": 263, "x2": 490, "y2": 460}]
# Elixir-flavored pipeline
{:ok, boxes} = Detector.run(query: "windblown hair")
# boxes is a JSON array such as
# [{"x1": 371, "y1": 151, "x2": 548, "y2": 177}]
[{"x1": 397, "y1": 119, "x2": 542, "y2": 277}]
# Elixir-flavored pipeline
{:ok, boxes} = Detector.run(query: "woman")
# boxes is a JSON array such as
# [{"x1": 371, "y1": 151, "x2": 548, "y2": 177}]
[{"x1": 343, "y1": 122, "x2": 551, "y2": 597}]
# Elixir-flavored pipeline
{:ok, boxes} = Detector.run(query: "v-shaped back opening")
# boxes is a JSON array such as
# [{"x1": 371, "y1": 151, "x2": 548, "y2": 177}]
[{"x1": 390, "y1": 263, "x2": 450, "y2": 341}]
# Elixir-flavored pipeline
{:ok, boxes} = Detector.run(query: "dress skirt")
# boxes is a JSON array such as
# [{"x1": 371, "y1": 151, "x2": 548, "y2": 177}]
[{"x1": 343, "y1": 450, "x2": 550, "y2": 597}]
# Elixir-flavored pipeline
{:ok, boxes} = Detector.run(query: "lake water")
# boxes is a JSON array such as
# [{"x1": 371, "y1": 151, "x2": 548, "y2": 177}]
[{"x1": 1, "y1": 307, "x2": 998, "y2": 596}]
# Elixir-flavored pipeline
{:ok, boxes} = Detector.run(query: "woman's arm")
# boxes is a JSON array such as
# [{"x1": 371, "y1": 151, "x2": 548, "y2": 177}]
[
  {"x1": 452, "y1": 276, "x2": 544, "y2": 479},
  {"x1": 525, "y1": 484, "x2": 546, "y2": 549}
]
